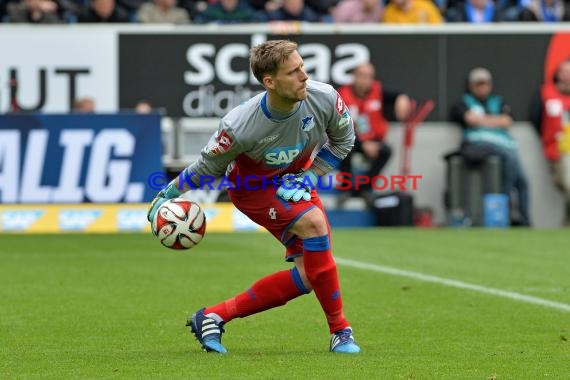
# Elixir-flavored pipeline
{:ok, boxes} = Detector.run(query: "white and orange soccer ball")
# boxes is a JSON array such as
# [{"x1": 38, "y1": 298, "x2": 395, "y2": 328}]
[{"x1": 151, "y1": 198, "x2": 206, "y2": 250}]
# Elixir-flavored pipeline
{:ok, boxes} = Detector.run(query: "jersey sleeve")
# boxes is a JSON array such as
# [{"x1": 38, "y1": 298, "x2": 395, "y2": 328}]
[
  {"x1": 182, "y1": 119, "x2": 244, "y2": 187},
  {"x1": 312, "y1": 89, "x2": 355, "y2": 174}
]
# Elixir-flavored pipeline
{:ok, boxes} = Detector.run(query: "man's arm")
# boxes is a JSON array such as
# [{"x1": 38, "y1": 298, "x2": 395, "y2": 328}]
[
  {"x1": 394, "y1": 94, "x2": 412, "y2": 121},
  {"x1": 148, "y1": 121, "x2": 242, "y2": 221},
  {"x1": 277, "y1": 89, "x2": 354, "y2": 202},
  {"x1": 464, "y1": 112, "x2": 512, "y2": 129},
  {"x1": 311, "y1": 90, "x2": 355, "y2": 174},
  {"x1": 460, "y1": 100, "x2": 513, "y2": 129},
  {"x1": 383, "y1": 89, "x2": 412, "y2": 121},
  {"x1": 177, "y1": 122, "x2": 242, "y2": 191}
]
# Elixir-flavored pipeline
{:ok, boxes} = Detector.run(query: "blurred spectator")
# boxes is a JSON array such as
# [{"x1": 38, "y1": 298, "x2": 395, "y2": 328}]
[
  {"x1": 531, "y1": 59, "x2": 570, "y2": 225},
  {"x1": 135, "y1": 100, "x2": 153, "y2": 113},
  {"x1": 194, "y1": 0, "x2": 258, "y2": 23},
  {"x1": 249, "y1": 0, "x2": 282, "y2": 12},
  {"x1": 451, "y1": 67, "x2": 530, "y2": 226},
  {"x1": 137, "y1": 0, "x2": 190, "y2": 23},
  {"x1": 445, "y1": 0, "x2": 502, "y2": 22},
  {"x1": 73, "y1": 97, "x2": 96, "y2": 113},
  {"x1": 518, "y1": 0, "x2": 570, "y2": 21},
  {"x1": 336, "y1": 62, "x2": 412, "y2": 207},
  {"x1": 383, "y1": 0, "x2": 443, "y2": 23},
  {"x1": 305, "y1": 0, "x2": 339, "y2": 16},
  {"x1": 78, "y1": 0, "x2": 130, "y2": 22},
  {"x1": 53, "y1": 0, "x2": 87, "y2": 22},
  {"x1": 6, "y1": 0, "x2": 61, "y2": 23},
  {"x1": 178, "y1": 0, "x2": 208, "y2": 20},
  {"x1": 265, "y1": 0, "x2": 321, "y2": 21},
  {"x1": 330, "y1": 0, "x2": 383, "y2": 22},
  {"x1": 117, "y1": 0, "x2": 147, "y2": 17}
]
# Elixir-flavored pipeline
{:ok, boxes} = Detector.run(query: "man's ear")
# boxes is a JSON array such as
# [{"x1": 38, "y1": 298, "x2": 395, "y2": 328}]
[{"x1": 263, "y1": 75, "x2": 274, "y2": 90}]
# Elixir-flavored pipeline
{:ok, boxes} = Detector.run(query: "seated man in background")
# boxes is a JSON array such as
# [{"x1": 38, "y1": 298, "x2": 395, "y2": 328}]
[
  {"x1": 518, "y1": 0, "x2": 570, "y2": 22},
  {"x1": 451, "y1": 67, "x2": 530, "y2": 226},
  {"x1": 7, "y1": 0, "x2": 61, "y2": 23},
  {"x1": 78, "y1": 0, "x2": 130, "y2": 22},
  {"x1": 194, "y1": 0, "x2": 258, "y2": 23},
  {"x1": 445, "y1": 0, "x2": 503, "y2": 22},
  {"x1": 72, "y1": 97, "x2": 96, "y2": 113},
  {"x1": 137, "y1": 0, "x2": 190, "y2": 23},
  {"x1": 330, "y1": 0, "x2": 383, "y2": 23},
  {"x1": 531, "y1": 58, "x2": 570, "y2": 226},
  {"x1": 383, "y1": 0, "x2": 443, "y2": 23},
  {"x1": 264, "y1": 0, "x2": 321, "y2": 21},
  {"x1": 337, "y1": 62, "x2": 411, "y2": 207}
]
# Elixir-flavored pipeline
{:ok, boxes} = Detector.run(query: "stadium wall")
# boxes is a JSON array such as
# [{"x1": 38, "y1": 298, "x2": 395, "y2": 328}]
[
  {"x1": 1, "y1": 25, "x2": 568, "y2": 229},
  {"x1": 2, "y1": 24, "x2": 570, "y2": 119}
]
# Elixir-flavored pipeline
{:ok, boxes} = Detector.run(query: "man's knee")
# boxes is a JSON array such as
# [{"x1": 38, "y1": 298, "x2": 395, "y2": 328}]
[{"x1": 289, "y1": 208, "x2": 328, "y2": 238}]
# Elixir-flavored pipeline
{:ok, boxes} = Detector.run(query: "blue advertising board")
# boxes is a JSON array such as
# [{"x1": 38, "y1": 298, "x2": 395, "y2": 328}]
[{"x1": 0, "y1": 114, "x2": 162, "y2": 203}]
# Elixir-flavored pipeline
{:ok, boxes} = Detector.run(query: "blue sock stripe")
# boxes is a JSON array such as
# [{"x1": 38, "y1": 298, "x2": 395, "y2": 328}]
[
  {"x1": 290, "y1": 267, "x2": 311, "y2": 294},
  {"x1": 303, "y1": 235, "x2": 330, "y2": 251}
]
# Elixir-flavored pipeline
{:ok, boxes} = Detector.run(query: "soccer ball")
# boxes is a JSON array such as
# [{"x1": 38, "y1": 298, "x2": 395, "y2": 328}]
[{"x1": 151, "y1": 198, "x2": 206, "y2": 250}]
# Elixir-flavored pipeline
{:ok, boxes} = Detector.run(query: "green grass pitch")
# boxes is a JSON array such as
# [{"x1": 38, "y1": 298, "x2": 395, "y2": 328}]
[{"x1": 1, "y1": 229, "x2": 569, "y2": 379}]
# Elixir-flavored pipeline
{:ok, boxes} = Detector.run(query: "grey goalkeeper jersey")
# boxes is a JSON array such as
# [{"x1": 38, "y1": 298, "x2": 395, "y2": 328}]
[{"x1": 185, "y1": 79, "x2": 355, "y2": 186}]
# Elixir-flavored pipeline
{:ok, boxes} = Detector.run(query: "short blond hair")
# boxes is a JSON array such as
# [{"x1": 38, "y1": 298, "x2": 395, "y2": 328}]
[{"x1": 250, "y1": 40, "x2": 298, "y2": 85}]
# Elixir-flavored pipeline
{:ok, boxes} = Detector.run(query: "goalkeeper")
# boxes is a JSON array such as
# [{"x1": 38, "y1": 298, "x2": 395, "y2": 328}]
[{"x1": 148, "y1": 40, "x2": 359, "y2": 354}]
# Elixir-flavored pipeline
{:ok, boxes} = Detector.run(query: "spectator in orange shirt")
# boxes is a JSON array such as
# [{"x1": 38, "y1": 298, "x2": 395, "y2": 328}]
[{"x1": 383, "y1": 0, "x2": 443, "y2": 23}]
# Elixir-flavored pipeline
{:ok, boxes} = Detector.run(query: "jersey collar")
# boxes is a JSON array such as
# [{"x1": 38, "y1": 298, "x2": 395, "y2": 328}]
[{"x1": 261, "y1": 93, "x2": 303, "y2": 122}]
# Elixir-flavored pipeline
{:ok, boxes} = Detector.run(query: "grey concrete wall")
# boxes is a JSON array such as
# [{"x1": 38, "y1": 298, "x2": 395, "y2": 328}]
[{"x1": 379, "y1": 122, "x2": 566, "y2": 228}]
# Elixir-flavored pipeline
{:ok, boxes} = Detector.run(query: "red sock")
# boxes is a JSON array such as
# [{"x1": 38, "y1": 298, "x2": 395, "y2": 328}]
[
  {"x1": 303, "y1": 235, "x2": 349, "y2": 333},
  {"x1": 204, "y1": 268, "x2": 310, "y2": 323}
]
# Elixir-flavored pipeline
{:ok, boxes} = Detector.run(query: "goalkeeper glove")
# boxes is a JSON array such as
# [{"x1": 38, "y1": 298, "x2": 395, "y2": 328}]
[
  {"x1": 276, "y1": 169, "x2": 318, "y2": 202},
  {"x1": 147, "y1": 180, "x2": 182, "y2": 223}
]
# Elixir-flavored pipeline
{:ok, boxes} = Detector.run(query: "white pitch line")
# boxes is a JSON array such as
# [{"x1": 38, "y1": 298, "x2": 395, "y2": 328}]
[{"x1": 335, "y1": 257, "x2": 570, "y2": 313}]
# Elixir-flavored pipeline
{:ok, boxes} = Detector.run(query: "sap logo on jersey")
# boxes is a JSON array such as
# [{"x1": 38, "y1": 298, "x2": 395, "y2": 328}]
[
  {"x1": 59, "y1": 210, "x2": 101, "y2": 231},
  {"x1": 1, "y1": 210, "x2": 44, "y2": 231},
  {"x1": 264, "y1": 144, "x2": 303, "y2": 167}
]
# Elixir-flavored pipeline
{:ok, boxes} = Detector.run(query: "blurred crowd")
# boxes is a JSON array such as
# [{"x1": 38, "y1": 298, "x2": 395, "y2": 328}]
[{"x1": 1, "y1": 0, "x2": 570, "y2": 24}]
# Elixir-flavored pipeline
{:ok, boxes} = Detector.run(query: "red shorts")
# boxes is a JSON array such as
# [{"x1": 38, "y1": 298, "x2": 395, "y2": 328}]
[{"x1": 228, "y1": 187, "x2": 328, "y2": 261}]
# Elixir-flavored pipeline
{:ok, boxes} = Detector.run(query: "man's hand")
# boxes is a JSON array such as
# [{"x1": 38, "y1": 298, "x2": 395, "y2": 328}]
[
  {"x1": 361, "y1": 140, "x2": 381, "y2": 160},
  {"x1": 147, "y1": 180, "x2": 182, "y2": 223},
  {"x1": 276, "y1": 169, "x2": 319, "y2": 202},
  {"x1": 395, "y1": 94, "x2": 412, "y2": 121}
]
